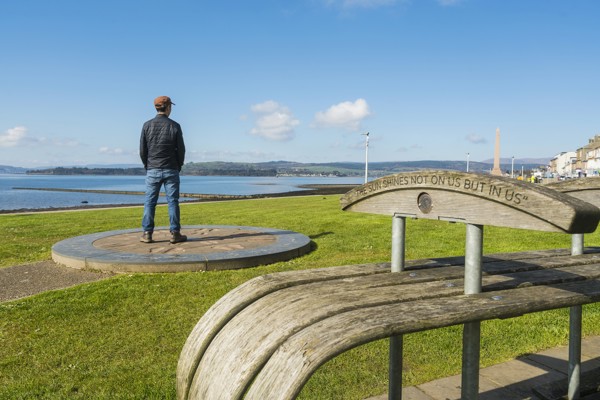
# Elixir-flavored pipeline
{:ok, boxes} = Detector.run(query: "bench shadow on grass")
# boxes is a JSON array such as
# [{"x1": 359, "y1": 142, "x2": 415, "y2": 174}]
[
  {"x1": 309, "y1": 231, "x2": 334, "y2": 240},
  {"x1": 307, "y1": 231, "x2": 335, "y2": 253}
]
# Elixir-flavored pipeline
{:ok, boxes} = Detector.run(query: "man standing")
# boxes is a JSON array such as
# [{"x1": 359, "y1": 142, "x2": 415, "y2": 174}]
[{"x1": 139, "y1": 96, "x2": 187, "y2": 244}]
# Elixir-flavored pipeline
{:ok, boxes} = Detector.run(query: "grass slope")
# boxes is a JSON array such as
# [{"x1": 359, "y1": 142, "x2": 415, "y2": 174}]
[{"x1": 1, "y1": 196, "x2": 600, "y2": 399}]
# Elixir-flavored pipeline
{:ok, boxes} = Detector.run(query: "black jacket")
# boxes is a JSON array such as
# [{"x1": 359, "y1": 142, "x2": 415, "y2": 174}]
[{"x1": 140, "y1": 114, "x2": 185, "y2": 171}]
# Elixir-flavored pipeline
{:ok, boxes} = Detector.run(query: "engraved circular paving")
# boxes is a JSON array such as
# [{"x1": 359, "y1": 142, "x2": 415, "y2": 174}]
[{"x1": 52, "y1": 225, "x2": 312, "y2": 273}]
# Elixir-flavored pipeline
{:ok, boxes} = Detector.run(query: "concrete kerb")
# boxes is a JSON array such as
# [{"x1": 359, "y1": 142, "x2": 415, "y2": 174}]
[{"x1": 51, "y1": 225, "x2": 312, "y2": 273}]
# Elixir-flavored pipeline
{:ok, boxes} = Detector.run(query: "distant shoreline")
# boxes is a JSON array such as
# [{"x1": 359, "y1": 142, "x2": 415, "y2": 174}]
[{"x1": 1, "y1": 184, "x2": 359, "y2": 215}]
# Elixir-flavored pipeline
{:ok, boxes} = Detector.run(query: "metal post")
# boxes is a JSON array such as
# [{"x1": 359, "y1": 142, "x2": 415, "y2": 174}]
[
  {"x1": 464, "y1": 224, "x2": 483, "y2": 294},
  {"x1": 391, "y1": 215, "x2": 406, "y2": 273},
  {"x1": 511, "y1": 156, "x2": 514, "y2": 178},
  {"x1": 462, "y1": 224, "x2": 483, "y2": 400},
  {"x1": 568, "y1": 233, "x2": 584, "y2": 400},
  {"x1": 389, "y1": 336, "x2": 404, "y2": 400},
  {"x1": 521, "y1": 165, "x2": 524, "y2": 180},
  {"x1": 568, "y1": 306, "x2": 582, "y2": 400},
  {"x1": 389, "y1": 214, "x2": 406, "y2": 400},
  {"x1": 572, "y1": 234, "x2": 584, "y2": 256},
  {"x1": 363, "y1": 132, "x2": 370, "y2": 184},
  {"x1": 466, "y1": 153, "x2": 470, "y2": 172}
]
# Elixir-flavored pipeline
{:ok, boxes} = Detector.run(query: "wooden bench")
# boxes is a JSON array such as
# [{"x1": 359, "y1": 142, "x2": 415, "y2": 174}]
[
  {"x1": 543, "y1": 177, "x2": 600, "y2": 400},
  {"x1": 546, "y1": 177, "x2": 600, "y2": 254},
  {"x1": 546, "y1": 176, "x2": 600, "y2": 207},
  {"x1": 176, "y1": 171, "x2": 600, "y2": 400}
]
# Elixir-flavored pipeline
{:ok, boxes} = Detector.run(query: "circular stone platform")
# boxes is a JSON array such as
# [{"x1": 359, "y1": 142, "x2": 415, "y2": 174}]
[{"x1": 51, "y1": 225, "x2": 312, "y2": 273}]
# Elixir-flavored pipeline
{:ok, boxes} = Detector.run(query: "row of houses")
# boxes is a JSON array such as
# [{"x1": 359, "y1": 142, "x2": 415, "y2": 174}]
[{"x1": 549, "y1": 135, "x2": 600, "y2": 177}]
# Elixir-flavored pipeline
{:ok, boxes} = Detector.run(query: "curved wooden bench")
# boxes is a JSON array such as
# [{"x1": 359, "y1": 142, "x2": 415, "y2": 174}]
[
  {"x1": 546, "y1": 177, "x2": 600, "y2": 208},
  {"x1": 340, "y1": 170, "x2": 599, "y2": 233},
  {"x1": 177, "y1": 171, "x2": 600, "y2": 400},
  {"x1": 244, "y1": 281, "x2": 600, "y2": 400}
]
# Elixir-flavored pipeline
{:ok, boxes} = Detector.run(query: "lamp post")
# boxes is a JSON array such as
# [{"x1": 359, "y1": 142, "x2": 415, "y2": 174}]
[
  {"x1": 521, "y1": 165, "x2": 524, "y2": 180},
  {"x1": 362, "y1": 132, "x2": 370, "y2": 184},
  {"x1": 511, "y1": 156, "x2": 515, "y2": 178},
  {"x1": 466, "y1": 153, "x2": 470, "y2": 172}
]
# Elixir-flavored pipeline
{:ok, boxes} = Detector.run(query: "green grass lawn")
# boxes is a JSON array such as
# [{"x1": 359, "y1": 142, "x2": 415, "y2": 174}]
[{"x1": 2, "y1": 195, "x2": 600, "y2": 399}]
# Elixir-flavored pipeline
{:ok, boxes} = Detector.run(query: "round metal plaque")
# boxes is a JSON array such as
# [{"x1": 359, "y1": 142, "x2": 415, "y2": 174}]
[{"x1": 417, "y1": 192, "x2": 433, "y2": 214}]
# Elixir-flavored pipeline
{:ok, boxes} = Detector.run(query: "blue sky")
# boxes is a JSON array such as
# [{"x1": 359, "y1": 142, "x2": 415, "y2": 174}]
[{"x1": 1, "y1": 0, "x2": 599, "y2": 167}]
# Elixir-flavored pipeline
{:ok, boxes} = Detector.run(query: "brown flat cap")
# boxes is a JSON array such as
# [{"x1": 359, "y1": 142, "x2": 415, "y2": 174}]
[{"x1": 154, "y1": 96, "x2": 175, "y2": 108}]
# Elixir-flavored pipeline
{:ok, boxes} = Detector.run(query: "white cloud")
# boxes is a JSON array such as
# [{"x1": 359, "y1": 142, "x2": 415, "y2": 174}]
[
  {"x1": 313, "y1": 98, "x2": 371, "y2": 131},
  {"x1": 466, "y1": 133, "x2": 487, "y2": 144},
  {"x1": 251, "y1": 100, "x2": 281, "y2": 114},
  {"x1": 0, "y1": 126, "x2": 79, "y2": 149},
  {"x1": 99, "y1": 146, "x2": 126, "y2": 155},
  {"x1": 249, "y1": 100, "x2": 300, "y2": 141},
  {"x1": 0, "y1": 126, "x2": 28, "y2": 148}
]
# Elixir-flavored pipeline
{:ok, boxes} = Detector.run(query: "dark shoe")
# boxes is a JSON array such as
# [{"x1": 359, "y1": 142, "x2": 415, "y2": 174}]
[
  {"x1": 140, "y1": 232, "x2": 153, "y2": 243},
  {"x1": 170, "y1": 231, "x2": 187, "y2": 244}
]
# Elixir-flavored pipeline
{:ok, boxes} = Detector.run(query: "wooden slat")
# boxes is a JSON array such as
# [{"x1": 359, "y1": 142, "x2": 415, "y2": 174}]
[
  {"x1": 176, "y1": 248, "x2": 600, "y2": 399},
  {"x1": 176, "y1": 262, "x2": 390, "y2": 399},
  {"x1": 183, "y1": 258, "x2": 600, "y2": 399},
  {"x1": 546, "y1": 177, "x2": 600, "y2": 208},
  {"x1": 340, "y1": 171, "x2": 600, "y2": 233},
  {"x1": 187, "y1": 275, "x2": 466, "y2": 400},
  {"x1": 482, "y1": 252, "x2": 600, "y2": 274},
  {"x1": 245, "y1": 280, "x2": 600, "y2": 400}
]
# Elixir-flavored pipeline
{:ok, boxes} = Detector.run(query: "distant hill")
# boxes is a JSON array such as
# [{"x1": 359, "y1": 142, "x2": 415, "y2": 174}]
[
  {"x1": 19, "y1": 159, "x2": 547, "y2": 177},
  {"x1": 85, "y1": 163, "x2": 141, "y2": 169},
  {"x1": 185, "y1": 160, "x2": 544, "y2": 177},
  {"x1": 0, "y1": 165, "x2": 28, "y2": 174},
  {"x1": 481, "y1": 157, "x2": 550, "y2": 166},
  {"x1": 27, "y1": 167, "x2": 145, "y2": 176}
]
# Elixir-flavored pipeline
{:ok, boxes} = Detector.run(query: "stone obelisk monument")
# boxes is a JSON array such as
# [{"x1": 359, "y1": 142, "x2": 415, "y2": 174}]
[{"x1": 491, "y1": 127, "x2": 502, "y2": 176}]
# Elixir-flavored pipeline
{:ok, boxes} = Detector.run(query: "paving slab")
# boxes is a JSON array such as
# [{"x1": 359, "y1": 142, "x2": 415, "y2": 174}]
[
  {"x1": 0, "y1": 260, "x2": 112, "y2": 302},
  {"x1": 527, "y1": 344, "x2": 600, "y2": 374},
  {"x1": 582, "y1": 336, "x2": 600, "y2": 360},
  {"x1": 365, "y1": 337, "x2": 600, "y2": 400},
  {"x1": 51, "y1": 225, "x2": 312, "y2": 273},
  {"x1": 418, "y1": 372, "x2": 516, "y2": 400},
  {"x1": 479, "y1": 358, "x2": 564, "y2": 399},
  {"x1": 533, "y1": 366, "x2": 600, "y2": 400}
]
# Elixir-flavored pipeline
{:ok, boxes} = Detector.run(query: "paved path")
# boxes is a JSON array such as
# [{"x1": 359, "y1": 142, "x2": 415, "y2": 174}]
[
  {"x1": 367, "y1": 336, "x2": 600, "y2": 400},
  {"x1": 0, "y1": 261, "x2": 112, "y2": 302}
]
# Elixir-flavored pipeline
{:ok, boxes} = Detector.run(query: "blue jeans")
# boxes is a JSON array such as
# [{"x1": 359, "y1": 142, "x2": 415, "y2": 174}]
[{"x1": 142, "y1": 168, "x2": 181, "y2": 233}]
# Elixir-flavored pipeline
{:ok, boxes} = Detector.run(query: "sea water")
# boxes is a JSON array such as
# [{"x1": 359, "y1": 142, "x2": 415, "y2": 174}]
[{"x1": 0, "y1": 175, "x2": 363, "y2": 211}]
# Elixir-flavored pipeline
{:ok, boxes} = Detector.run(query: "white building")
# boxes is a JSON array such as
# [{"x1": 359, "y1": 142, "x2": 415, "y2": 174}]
[{"x1": 550, "y1": 151, "x2": 576, "y2": 177}]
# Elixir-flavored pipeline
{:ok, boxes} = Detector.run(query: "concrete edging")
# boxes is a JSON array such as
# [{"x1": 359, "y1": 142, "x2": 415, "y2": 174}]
[{"x1": 51, "y1": 225, "x2": 312, "y2": 273}]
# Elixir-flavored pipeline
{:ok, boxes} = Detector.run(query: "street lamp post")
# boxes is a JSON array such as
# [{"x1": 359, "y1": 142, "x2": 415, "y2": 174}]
[
  {"x1": 466, "y1": 153, "x2": 470, "y2": 172},
  {"x1": 511, "y1": 156, "x2": 514, "y2": 178},
  {"x1": 362, "y1": 132, "x2": 370, "y2": 184},
  {"x1": 521, "y1": 165, "x2": 524, "y2": 180}
]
